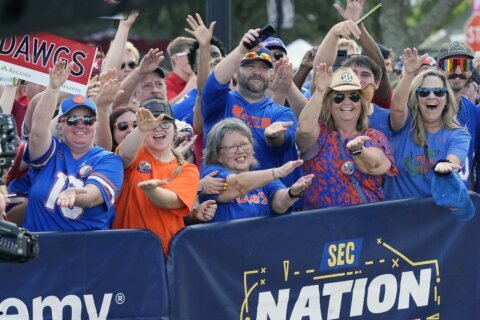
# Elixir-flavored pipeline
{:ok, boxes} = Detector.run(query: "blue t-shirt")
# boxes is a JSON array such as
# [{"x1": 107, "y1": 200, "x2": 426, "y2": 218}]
[
  {"x1": 202, "y1": 73, "x2": 302, "y2": 208},
  {"x1": 368, "y1": 104, "x2": 391, "y2": 139},
  {"x1": 457, "y1": 96, "x2": 477, "y2": 187},
  {"x1": 171, "y1": 88, "x2": 197, "y2": 125},
  {"x1": 383, "y1": 113, "x2": 470, "y2": 200},
  {"x1": 23, "y1": 137, "x2": 124, "y2": 231},
  {"x1": 200, "y1": 164, "x2": 285, "y2": 222}
]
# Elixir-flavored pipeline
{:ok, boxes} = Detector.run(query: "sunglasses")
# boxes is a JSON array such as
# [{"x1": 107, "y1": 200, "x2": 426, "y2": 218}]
[
  {"x1": 333, "y1": 92, "x2": 362, "y2": 104},
  {"x1": 60, "y1": 115, "x2": 97, "y2": 126},
  {"x1": 114, "y1": 121, "x2": 137, "y2": 131},
  {"x1": 447, "y1": 73, "x2": 468, "y2": 80},
  {"x1": 121, "y1": 61, "x2": 138, "y2": 70},
  {"x1": 415, "y1": 87, "x2": 448, "y2": 98},
  {"x1": 272, "y1": 52, "x2": 285, "y2": 60},
  {"x1": 244, "y1": 51, "x2": 272, "y2": 62},
  {"x1": 439, "y1": 58, "x2": 472, "y2": 73},
  {"x1": 158, "y1": 120, "x2": 174, "y2": 130}
]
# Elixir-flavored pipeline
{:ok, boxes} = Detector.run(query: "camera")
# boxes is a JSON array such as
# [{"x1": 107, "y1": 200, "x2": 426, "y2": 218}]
[
  {"x1": 0, "y1": 220, "x2": 39, "y2": 263},
  {"x1": 0, "y1": 113, "x2": 19, "y2": 178}
]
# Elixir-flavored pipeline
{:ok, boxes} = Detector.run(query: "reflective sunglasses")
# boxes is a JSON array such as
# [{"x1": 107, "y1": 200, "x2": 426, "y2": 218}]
[
  {"x1": 447, "y1": 73, "x2": 468, "y2": 80},
  {"x1": 439, "y1": 58, "x2": 472, "y2": 73},
  {"x1": 333, "y1": 92, "x2": 362, "y2": 104},
  {"x1": 244, "y1": 51, "x2": 272, "y2": 62},
  {"x1": 272, "y1": 51, "x2": 285, "y2": 60},
  {"x1": 220, "y1": 142, "x2": 252, "y2": 154},
  {"x1": 121, "y1": 61, "x2": 138, "y2": 70},
  {"x1": 158, "y1": 120, "x2": 174, "y2": 130},
  {"x1": 114, "y1": 121, "x2": 137, "y2": 131},
  {"x1": 415, "y1": 87, "x2": 448, "y2": 98},
  {"x1": 60, "y1": 115, "x2": 97, "y2": 126}
]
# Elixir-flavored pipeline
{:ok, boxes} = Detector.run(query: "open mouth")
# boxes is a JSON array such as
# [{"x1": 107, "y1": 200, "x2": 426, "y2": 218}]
[
  {"x1": 426, "y1": 103, "x2": 438, "y2": 110},
  {"x1": 153, "y1": 134, "x2": 166, "y2": 141},
  {"x1": 340, "y1": 107, "x2": 353, "y2": 112}
]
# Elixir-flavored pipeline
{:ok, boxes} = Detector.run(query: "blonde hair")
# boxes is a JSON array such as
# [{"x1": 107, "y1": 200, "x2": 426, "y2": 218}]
[
  {"x1": 125, "y1": 41, "x2": 140, "y2": 62},
  {"x1": 338, "y1": 39, "x2": 361, "y2": 55},
  {"x1": 320, "y1": 91, "x2": 370, "y2": 132},
  {"x1": 408, "y1": 70, "x2": 461, "y2": 147}
]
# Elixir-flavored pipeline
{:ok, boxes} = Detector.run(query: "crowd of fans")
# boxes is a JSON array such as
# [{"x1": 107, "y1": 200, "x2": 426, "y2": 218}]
[{"x1": 0, "y1": 1, "x2": 477, "y2": 253}]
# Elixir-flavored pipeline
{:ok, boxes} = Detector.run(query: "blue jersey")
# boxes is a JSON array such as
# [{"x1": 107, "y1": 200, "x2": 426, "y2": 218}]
[
  {"x1": 200, "y1": 164, "x2": 284, "y2": 222},
  {"x1": 383, "y1": 113, "x2": 470, "y2": 200},
  {"x1": 457, "y1": 96, "x2": 477, "y2": 187},
  {"x1": 23, "y1": 137, "x2": 124, "y2": 231},
  {"x1": 202, "y1": 73, "x2": 302, "y2": 198},
  {"x1": 172, "y1": 88, "x2": 197, "y2": 125},
  {"x1": 368, "y1": 104, "x2": 391, "y2": 138}
]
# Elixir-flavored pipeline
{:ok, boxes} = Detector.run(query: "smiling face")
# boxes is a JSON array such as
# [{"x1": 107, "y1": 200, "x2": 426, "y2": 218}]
[
  {"x1": 113, "y1": 111, "x2": 136, "y2": 146},
  {"x1": 144, "y1": 119, "x2": 175, "y2": 155},
  {"x1": 134, "y1": 73, "x2": 166, "y2": 104},
  {"x1": 60, "y1": 106, "x2": 96, "y2": 156},
  {"x1": 330, "y1": 90, "x2": 363, "y2": 126},
  {"x1": 217, "y1": 130, "x2": 254, "y2": 173},
  {"x1": 417, "y1": 75, "x2": 447, "y2": 127},
  {"x1": 237, "y1": 60, "x2": 271, "y2": 94}
]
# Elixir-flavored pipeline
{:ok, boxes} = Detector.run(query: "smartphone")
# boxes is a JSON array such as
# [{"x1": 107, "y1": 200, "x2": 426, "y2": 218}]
[
  {"x1": 243, "y1": 25, "x2": 277, "y2": 50},
  {"x1": 333, "y1": 49, "x2": 348, "y2": 71}
]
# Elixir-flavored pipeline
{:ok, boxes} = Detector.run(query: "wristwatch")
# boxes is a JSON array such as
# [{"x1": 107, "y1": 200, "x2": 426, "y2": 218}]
[
  {"x1": 350, "y1": 145, "x2": 363, "y2": 156},
  {"x1": 288, "y1": 188, "x2": 303, "y2": 199}
]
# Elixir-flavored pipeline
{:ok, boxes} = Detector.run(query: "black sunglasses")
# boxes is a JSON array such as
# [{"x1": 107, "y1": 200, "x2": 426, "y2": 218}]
[
  {"x1": 114, "y1": 121, "x2": 137, "y2": 131},
  {"x1": 415, "y1": 87, "x2": 448, "y2": 98},
  {"x1": 121, "y1": 61, "x2": 138, "y2": 70},
  {"x1": 61, "y1": 115, "x2": 97, "y2": 126},
  {"x1": 333, "y1": 92, "x2": 361, "y2": 104},
  {"x1": 272, "y1": 52, "x2": 285, "y2": 60},
  {"x1": 447, "y1": 73, "x2": 468, "y2": 80}
]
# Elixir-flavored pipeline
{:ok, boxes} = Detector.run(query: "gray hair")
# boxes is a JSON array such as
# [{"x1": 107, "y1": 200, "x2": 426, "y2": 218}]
[{"x1": 203, "y1": 118, "x2": 258, "y2": 168}]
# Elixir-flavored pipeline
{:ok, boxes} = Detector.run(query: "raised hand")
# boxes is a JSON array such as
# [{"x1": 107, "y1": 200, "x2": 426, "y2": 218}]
[
  {"x1": 138, "y1": 48, "x2": 164, "y2": 75},
  {"x1": 121, "y1": 10, "x2": 139, "y2": 28},
  {"x1": 49, "y1": 61, "x2": 74, "y2": 90},
  {"x1": 185, "y1": 13, "x2": 216, "y2": 47},
  {"x1": 272, "y1": 159, "x2": 304, "y2": 179},
  {"x1": 56, "y1": 187, "x2": 87, "y2": 208},
  {"x1": 270, "y1": 60, "x2": 293, "y2": 95},
  {"x1": 330, "y1": 20, "x2": 361, "y2": 40},
  {"x1": 264, "y1": 121, "x2": 294, "y2": 140},
  {"x1": 138, "y1": 179, "x2": 168, "y2": 191},
  {"x1": 315, "y1": 63, "x2": 334, "y2": 93},
  {"x1": 94, "y1": 78, "x2": 123, "y2": 109},
  {"x1": 334, "y1": 0, "x2": 366, "y2": 22},
  {"x1": 136, "y1": 107, "x2": 166, "y2": 132},
  {"x1": 299, "y1": 47, "x2": 317, "y2": 70},
  {"x1": 86, "y1": 75, "x2": 101, "y2": 100},
  {"x1": 240, "y1": 29, "x2": 261, "y2": 51},
  {"x1": 403, "y1": 48, "x2": 427, "y2": 75},
  {"x1": 199, "y1": 171, "x2": 227, "y2": 195},
  {"x1": 289, "y1": 174, "x2": 315, "y2": 196}
]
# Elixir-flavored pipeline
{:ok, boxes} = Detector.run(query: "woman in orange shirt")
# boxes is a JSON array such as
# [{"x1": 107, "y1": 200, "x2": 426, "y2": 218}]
[{"x1": 113, "y1": 99, "x2": 199, "y2": 253}]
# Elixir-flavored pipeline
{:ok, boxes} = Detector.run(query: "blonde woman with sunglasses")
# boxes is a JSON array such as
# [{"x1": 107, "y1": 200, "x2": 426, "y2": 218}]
[
  {"x1": 383, "y1": 48, "x2": 470, "y2": 200},
  {"x1": 297, "y1": 64, "x2": 397, "y2": 209}
]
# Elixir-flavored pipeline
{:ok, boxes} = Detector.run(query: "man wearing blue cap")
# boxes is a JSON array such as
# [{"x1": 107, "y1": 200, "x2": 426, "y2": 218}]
[
  {"x1": 202, "y1": 28, "x2": 303, "y2": 210},
  {"x1": 23, "y1": 61, "x2": 123, "y2": 232}
]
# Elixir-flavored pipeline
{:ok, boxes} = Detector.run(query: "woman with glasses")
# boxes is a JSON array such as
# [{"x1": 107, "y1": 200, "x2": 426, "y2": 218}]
[
  {"x1": 383, "y1": 48, "x2": 470, "y2": 199},
  {"x1": 109, "y1": 107, "x2": 137, "y2": 151},
  {"x1": 23, "y1": 61, "x2": 124, "y2": 231},
  {"x1": 201, "y1": 118, "x2": 314, "y2": 222},
  {"x1": 113, "y1": 99, "x2": 199, "y2": 254},
  {"x1": 297, "y1": 65, "x2": 397, "y2": 209}
]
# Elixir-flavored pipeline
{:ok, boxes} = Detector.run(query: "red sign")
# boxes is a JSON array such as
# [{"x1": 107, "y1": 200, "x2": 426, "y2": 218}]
[
  {"x1": 0, "y1": 33, "x2": 97, "y2": 95},
  {"x1": 465, "y1": 14, "x2": 480, "y2": 52}
]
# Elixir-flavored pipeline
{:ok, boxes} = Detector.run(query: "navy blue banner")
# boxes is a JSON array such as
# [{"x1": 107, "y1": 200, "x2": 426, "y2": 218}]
[
  {"x1": 0, "y1": 230, "x2": 169, "y2": 320},
  {"x1": 168, "y1": 195, "x2": 480, "y2": 319}
]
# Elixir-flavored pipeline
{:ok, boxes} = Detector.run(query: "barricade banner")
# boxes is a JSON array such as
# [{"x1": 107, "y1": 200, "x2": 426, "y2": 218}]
[
  {"x1": 0, "y1": 33, "x2": 97, "y2": 95},
  {"x1": 168, "y1": 195, "x2": 480, "y2": 320},
  {"x1": 0, "y1": 230, "x2": 169, "y2": 320}
]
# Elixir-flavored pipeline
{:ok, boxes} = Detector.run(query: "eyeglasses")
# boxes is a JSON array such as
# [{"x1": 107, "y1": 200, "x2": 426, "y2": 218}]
[
  {"x1": 333, "y1": 92, "x2": 362, "y2": 104},
  {"x1": 60, "y1": 115, "x2": 97, "y2": 126},
  {"x1": 439, "y1": 58, "x2": 472, "y2": 73},
  {"x1": 416, "y1": 87, "x2": 448, "y2": 98},
  {"x1": 244, "y1": 51, "x2": 272, "y2": 62},
  {"x1": 272, "y1": 52, "x2": 285, "y2": 60},
  {"x1": 220, "y1": 142, "x2": 252, "y2": 154},
  {"x1": 158, "y1": 120, "x2": 174, "y2": 130},
  {"x1": 114, "y1": 121, "x2": 137, "y2": 131},
  {"x1": 121, "y1": 61, "x2": 138, "y2": 70},
  {"x1": 447, "y1": 73, "x2": 468, "y2": 80}
]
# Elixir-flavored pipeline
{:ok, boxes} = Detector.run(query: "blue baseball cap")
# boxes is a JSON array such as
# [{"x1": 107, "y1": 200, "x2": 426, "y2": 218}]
[
  {"x1": 262, "y1": 37, "x2": 287, "y2": 54},
  {"x1": 59, "y1": 95, "x2": 97, "y2": 116},
  {"x1": 432, "y1": 173, "x2": 475, "y2": 221},
  {"x1": 240, "y1": 47, "x2": 273, "y2": 69}
]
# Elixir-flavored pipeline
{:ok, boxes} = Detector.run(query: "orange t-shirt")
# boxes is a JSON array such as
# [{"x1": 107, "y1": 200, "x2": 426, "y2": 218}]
[{"x1": 113, "y1": 146, "x2": 199, "y2": 253}]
